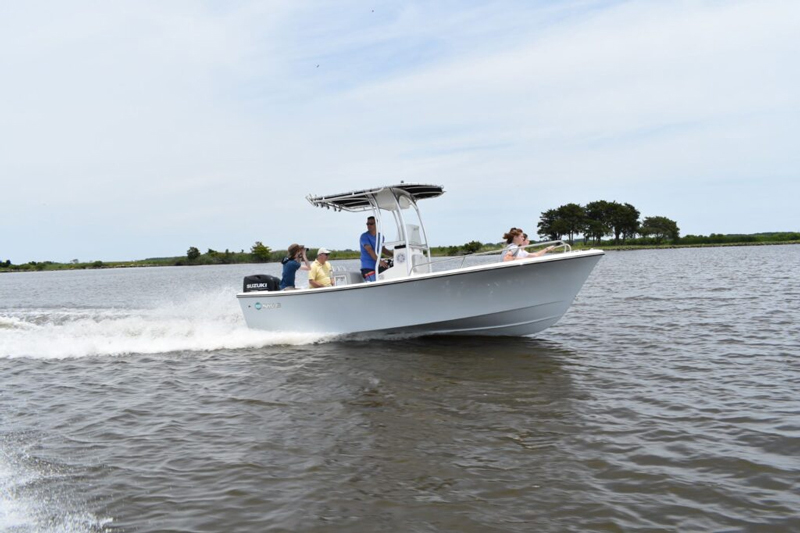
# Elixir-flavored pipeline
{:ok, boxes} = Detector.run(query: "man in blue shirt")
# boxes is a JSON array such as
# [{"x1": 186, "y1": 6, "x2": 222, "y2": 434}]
[{"x1": 360, "y1": 216, "x2": 393, "y2": 281}]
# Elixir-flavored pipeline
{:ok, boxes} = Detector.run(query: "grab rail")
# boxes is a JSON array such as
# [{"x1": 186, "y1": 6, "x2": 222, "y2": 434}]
[{"x1": 410, "y1": 240, "x2": 571, "y2": 275}]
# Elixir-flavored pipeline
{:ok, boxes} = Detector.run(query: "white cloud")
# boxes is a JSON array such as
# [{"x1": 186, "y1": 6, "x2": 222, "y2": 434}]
[{"x1": 1, "y1": 0, "x2": 798, "y2": 262}]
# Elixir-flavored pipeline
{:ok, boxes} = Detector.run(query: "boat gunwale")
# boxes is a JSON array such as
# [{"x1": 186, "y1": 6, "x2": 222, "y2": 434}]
[{"x1": 236, "y1": 249, "x2": 604, "y2": 299}]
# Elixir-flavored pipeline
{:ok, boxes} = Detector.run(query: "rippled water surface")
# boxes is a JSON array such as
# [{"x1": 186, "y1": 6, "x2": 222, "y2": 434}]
[{"x1": 1, "y1": 246, "x2": 799, "y2": 532}]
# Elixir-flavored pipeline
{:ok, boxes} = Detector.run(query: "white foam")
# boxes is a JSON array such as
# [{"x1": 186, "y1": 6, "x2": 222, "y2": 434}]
[
  {"x1": 0, "y1": 316, "x2": 38, "y2": 331},
  {"x1": 0, "y1": 451, "x2": 111, "y2": 533},
  {"x1": 0, "y1": 288, "x2": 334, "y2": 359},
  {"x1": 0, "y1": 456, "x2": 28, "y2": 530}
]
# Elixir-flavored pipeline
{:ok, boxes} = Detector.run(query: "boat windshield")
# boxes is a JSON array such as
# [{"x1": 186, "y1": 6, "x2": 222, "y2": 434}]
[{"x1": 307, "y1": 184, "x2": 443, "y2": 279}]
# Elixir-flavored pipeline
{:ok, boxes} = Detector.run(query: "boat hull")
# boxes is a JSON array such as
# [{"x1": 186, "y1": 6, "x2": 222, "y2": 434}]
[{"x1": 237, "y1": 250, "x2": 603, "y2": 337}]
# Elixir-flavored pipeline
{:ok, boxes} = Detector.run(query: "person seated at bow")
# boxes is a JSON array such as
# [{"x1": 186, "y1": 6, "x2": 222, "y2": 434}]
[{"x1": 502, "y1": 228, "x2": 555, "y2": 261}]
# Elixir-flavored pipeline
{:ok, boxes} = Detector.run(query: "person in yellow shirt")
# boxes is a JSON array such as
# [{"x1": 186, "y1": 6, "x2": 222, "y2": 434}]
[{"x1": 308, "y1": 248, "x2": 334, "y2": 288}]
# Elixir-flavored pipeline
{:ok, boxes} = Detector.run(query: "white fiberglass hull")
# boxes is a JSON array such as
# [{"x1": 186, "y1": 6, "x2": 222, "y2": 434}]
[{"x1": 237, "y1": 250, "x2": 603, "y2": 337}]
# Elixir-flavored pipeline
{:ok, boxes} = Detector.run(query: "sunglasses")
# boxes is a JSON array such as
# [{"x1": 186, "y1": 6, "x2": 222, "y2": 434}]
[{"x1": 366, "y1": 222, "x2": 375, "y2": 226}]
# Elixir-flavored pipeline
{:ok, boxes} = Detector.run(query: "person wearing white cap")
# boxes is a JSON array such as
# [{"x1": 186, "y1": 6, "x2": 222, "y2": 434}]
[{"x1": 308, "y1": 248, "x2": 334, "y2": 288}]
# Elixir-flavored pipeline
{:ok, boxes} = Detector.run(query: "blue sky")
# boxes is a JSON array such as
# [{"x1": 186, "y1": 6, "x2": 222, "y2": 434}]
[{"x1": 2, "y1": 0, "x2": 798, "y2": 262}]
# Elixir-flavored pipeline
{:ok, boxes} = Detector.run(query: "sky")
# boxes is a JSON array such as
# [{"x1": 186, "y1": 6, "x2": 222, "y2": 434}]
[{"x1": 1, "y1": 0, "x2": 799, "y2": 263}]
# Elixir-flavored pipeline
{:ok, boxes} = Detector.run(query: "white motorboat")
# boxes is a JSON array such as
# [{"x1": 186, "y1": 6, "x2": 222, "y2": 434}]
[{"x1": 238, "y1": 184, "x2": 603, "y2": 337}]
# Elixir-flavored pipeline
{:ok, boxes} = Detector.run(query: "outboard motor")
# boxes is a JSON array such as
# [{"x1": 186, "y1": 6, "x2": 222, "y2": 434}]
[{"x1": 243, "y1": 274, "x2": 280, "y2": 292}]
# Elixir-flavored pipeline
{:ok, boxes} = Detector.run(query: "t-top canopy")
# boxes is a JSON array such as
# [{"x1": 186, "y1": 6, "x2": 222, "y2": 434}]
[{"x1": 306, "y1": 184, "x2": 445, "y2": 212}]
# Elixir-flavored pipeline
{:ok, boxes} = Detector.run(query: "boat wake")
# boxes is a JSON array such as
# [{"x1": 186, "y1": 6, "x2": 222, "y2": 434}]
[
  {"x1": 0, "y1": 444, "x2": 112, "y2": 533},
  {"x1": 0, "y1": 289, "x2": 334, "y2": 359}
]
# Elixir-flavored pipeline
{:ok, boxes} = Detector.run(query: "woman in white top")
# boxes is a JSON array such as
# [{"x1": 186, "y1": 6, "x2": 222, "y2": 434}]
[{"x1": 502, "y1": 228, "x2": 555, "y2": 261}]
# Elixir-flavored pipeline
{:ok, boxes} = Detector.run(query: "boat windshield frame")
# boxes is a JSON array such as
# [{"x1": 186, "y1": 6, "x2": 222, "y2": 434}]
[{"x1": 307, "y1": 184, "x2": 444, "y2": 279}]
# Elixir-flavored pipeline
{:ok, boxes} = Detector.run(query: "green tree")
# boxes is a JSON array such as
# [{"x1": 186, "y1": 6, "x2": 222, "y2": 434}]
[
  {"x1": 621, "y1": 203, "x2": 641, "y2": 243},
  {"x1": 639, "y1": 216, "x2": 680, "y2": 243},
  {"x1": 609, "y1": 202, "x2": 640, "y2": 244},
  {"x1": 250, "y1": 241, "x2": 272, "y2": 262},
  {"x1": 556, "y1": 203, "x2": 586, "y2": 245},
  {"x1": 187, "y1": 246, "x2": 200, "y2": 261},
  {"x1": 537, "y1": 209, "x2": 563, "y2": 241},
  {"x1": 583, "y1": 200, "x2": 612, "y2": 245},
  {"x1": 463, "y1": 240, "x2": 483, "y2": 254}
]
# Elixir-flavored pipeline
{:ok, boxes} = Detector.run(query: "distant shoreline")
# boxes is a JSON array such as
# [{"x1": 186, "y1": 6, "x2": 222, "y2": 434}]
[
  {"x1": 2, "y1": 239, "x2": 798, "y2": 273},
  {"x1": 573, "y1": 240, "x2": 800, "y2": 251}
]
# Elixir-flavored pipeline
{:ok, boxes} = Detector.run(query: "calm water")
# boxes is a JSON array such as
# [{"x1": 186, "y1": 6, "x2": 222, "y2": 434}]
[{"x1": 1, "y1": 246, "x2": 798, "y2": 532}]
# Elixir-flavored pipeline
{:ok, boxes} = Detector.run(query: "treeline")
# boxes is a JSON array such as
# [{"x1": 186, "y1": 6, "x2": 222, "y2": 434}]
[
  {"x1": 0, "y1": 243, "x2": 346, "y2": 272},
  {"x1": 537, "y1": 201, "x2": 679, "y2": 245},
  {"x1": 0, "y1": 259, "x2": 111, "y2": 272},
  {"x1": 180, "y1": 242, "x2": 355, "y2": 266},
  {"x1": 679, "y1": 232, "x2": 800, "y2": 245},
  {"x1": 535, "y1": 201, "x2": 800, "y2": 247},
  {"x1": 4, "y1": 232, "x2": 799, "y2": 272}
]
